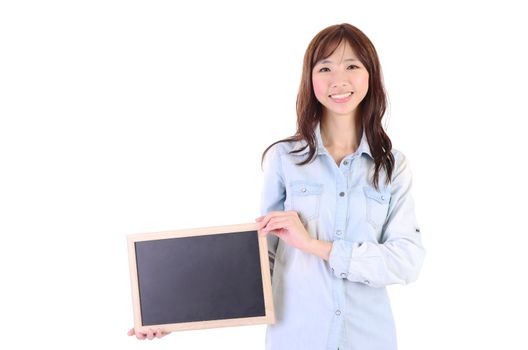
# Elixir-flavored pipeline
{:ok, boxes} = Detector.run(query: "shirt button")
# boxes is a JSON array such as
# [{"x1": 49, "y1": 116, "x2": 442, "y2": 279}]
[
  {"x1": 343, "y1": 160, "x2": 349, "y2": 165},
  {"x1": 340, "y1": 273, "x2": 347, "y2": 278},
  {"x1": 381, "y1": 195, "x2": 385, "y2": 200},
  {"x1": 364, "y1": 280, "x2": 370, "y2": 285},
  {"x1": 335, "y1": 310, "x2": 341, "y2": 316},
  {"x1": 339, "y1": 192, "x2": 345, "y2": 197},
  {"x1": 336, "y1": 230, "x2": 342, "y2": 236},
  {"x1": 301, "y1": 188, "x2": 307, "y2": 193}
]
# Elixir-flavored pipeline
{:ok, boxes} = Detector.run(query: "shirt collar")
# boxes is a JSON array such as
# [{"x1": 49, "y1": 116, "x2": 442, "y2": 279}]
[{"x1": 293, "y1": 121, "x2": 373, "y2": 160}]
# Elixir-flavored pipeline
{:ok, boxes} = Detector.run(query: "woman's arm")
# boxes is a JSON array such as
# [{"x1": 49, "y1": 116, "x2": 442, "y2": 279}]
[
  {"x1": 326, "y1": 152, "x2": 425, "y2": 287},
  {"x1": 258, "y1": 152, "x2": 425, "y2": 288},
  {"x1": 259, "y1": 145, "x2": 286, "y2": 277}
]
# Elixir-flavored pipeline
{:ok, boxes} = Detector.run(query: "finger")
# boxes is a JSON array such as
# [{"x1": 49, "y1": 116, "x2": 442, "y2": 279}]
[
  {"x1": 263, "y1": 216, "x2": 290, "y2": 232},
  {"x1": 127, "y1": 328, "x2": 135, "y2": 336},
  {"x1": 155, "y1": 328, "x2": 162, "y2": 339},
  {"x1": 157, "y1": 328, "x2": 170, "y2": 338},
  {"x1": 262, "y1": 220, "x2": 285, "y2": 234},
  {"x1": 256, "y1": 221, "x2": 266, "y2": 236},
  {"x1": 136, "y1": 331, "x2": 146, "y2": 340},
  {"x1": 257, "y1": 211, "x2": 290, "y2": 229},
  {"x1": 255, "y1": 215, "x2": 271, "y2": 230},
  {"x1": 256, "y1": 216, "x2": 268, "y2": 232},
  {"x1": 262, "y1": 215, "x2": 285, "y2": 229},
  {"x1": 259, "y1": 227, "x2": 276, "y2": 237},
  {"x1": 147, "y1": 328, "x2": 155, "y2": 340}
]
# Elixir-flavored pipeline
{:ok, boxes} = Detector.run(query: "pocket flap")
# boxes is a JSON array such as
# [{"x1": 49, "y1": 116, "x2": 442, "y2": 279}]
[
  {"x1": 290, "y1": 181, "x2": 323, "y2": 196},
  {"x1": 363, "y1": 186, "x2": 390, "y2": 204}
]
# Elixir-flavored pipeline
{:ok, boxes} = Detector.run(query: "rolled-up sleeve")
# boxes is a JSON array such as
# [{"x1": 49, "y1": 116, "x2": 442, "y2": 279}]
[
  {"x1": 260, "y1": 145, "x2": 286, "y2": 277},
  {"x1": 329, "y1": 152, "x2": 425, "y2": 287}
]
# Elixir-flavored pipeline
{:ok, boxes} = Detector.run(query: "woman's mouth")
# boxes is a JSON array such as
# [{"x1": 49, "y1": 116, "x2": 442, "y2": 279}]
[{"x1": 329, "y1": 92, "x2": 353, "y2": 102}]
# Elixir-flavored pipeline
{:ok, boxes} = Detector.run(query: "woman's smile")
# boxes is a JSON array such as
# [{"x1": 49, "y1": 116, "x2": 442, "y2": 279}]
[{"x1": 329, "y1": 91, "x2": 354, "y2": 102}]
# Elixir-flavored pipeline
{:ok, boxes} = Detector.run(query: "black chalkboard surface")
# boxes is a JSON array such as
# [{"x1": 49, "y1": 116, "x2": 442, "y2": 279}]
[{"x1": 127, "y1": 223, "x2": 275, "y2": 333}]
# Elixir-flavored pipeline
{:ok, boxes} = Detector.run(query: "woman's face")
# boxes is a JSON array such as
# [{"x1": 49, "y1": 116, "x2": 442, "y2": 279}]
[{"x1": 311, "y1": 41, "x2": 369, "y2": 119}]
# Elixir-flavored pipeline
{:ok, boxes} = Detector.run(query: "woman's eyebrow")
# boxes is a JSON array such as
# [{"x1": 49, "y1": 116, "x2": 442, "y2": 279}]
[{"x1": 318, "y1": 58, "x2": 359, "y2": 64}]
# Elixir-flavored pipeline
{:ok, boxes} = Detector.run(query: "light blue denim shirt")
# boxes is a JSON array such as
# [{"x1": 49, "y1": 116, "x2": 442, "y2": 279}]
[{"x1": 260, "y1": 122, "x2": 425, "y2": 350}]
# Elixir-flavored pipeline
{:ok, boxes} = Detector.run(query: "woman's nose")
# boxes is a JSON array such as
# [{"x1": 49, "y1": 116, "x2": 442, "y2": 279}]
[{"x1": 332, "y1": 81, "x2": 350, "y2": 88}]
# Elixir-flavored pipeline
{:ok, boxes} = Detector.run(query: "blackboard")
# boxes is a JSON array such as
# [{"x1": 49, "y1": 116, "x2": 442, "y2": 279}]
[{"x1": 127, "y1": 223, "x2": 275, "y2": 333}]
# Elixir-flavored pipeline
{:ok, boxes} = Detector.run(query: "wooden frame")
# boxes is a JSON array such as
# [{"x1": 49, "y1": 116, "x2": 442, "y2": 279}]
[{"x1": 127, "y1": 222, "x2": 275, "y2": 333}]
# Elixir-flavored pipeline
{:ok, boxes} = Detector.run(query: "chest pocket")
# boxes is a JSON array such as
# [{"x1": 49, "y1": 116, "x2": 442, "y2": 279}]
[
  {"x1": 363, "y1": 186, "x2": 391, "y2": 229},
  {"x1": 290, "y1": 181, "x2": 323, "y2": 223}
]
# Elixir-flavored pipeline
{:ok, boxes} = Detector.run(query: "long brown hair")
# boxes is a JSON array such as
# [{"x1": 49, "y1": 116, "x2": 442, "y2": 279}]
[{"x1": 261, "y1": 23, "x2": 395, "y2": 191}]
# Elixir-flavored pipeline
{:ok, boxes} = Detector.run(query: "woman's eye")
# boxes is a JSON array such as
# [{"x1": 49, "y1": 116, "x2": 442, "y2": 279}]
[{"x1": 318, "y1": 65, "x2": 359, "y2": 72}]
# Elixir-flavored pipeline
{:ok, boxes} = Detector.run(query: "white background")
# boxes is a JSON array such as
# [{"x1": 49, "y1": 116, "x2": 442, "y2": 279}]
[{"x1": 1, "y1": 0, "x2": 527, "y2": 349}]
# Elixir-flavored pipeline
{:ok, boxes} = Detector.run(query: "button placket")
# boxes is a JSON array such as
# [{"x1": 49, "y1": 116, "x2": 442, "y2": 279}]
[
  {"x1": 335, "y1": 190, "x2": 347, "y2": 238},
  {"x1": 333, "y1": 173, "x2": 349, "y2": 323}
]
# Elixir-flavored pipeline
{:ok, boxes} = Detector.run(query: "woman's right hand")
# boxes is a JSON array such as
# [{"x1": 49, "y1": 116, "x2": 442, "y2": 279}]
[{"x1": 127, "y1": 327, "x2": 170, "y2": 340}]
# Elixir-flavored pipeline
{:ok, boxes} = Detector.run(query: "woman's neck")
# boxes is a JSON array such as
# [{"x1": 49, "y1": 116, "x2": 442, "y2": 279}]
[{"x1": 320, "y1": 114, "x2": 361, "y2": 153}]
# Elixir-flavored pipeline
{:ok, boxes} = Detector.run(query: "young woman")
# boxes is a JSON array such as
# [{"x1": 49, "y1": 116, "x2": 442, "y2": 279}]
[{"x1": 255, "y1": 23, "x2": 425, "y2": 350}]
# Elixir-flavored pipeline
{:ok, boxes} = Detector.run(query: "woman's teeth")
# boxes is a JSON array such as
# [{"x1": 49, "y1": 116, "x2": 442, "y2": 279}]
[{"x1": 330, "y1": 92, "x2": 353, "y2": 99}]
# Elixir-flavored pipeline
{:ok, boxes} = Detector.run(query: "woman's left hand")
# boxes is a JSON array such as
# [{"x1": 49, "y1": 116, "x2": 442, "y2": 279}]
[{"x1": 255, "y1": 211, "x2": 313, "y2": 252}]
